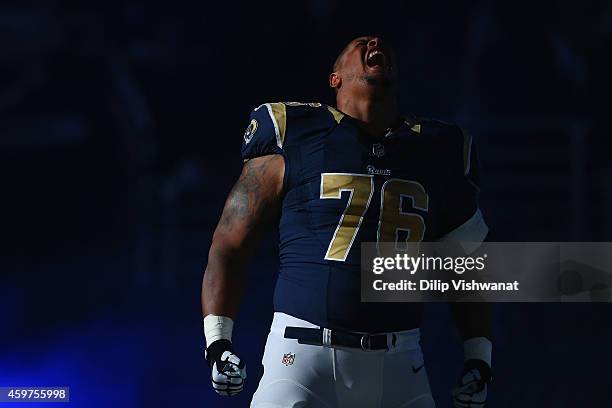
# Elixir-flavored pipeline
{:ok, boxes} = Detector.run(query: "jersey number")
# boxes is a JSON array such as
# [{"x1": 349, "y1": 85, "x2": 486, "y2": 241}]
[{"x1": 320, "y1": 173, "x2": 429, "y2": 261}]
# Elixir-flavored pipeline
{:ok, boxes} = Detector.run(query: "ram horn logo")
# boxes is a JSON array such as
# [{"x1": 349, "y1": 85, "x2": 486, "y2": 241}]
[{"x1": 244, "y1": 119, "x2": 258, "y2": 144}]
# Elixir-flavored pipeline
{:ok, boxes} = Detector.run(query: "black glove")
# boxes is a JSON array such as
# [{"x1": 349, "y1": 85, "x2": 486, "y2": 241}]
[
  {"x1": 205, "y1": 339, "x2": 247, "y2": 396},
  {"x1": 452, "y1": 359, "x2": 492, "y2": 407}
]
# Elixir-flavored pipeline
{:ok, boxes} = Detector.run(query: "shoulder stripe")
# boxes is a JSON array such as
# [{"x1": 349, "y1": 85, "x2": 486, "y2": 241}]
[
  {"x1": 327, "y1": 106, "x2": 344, "y2": 124},
  {"x1": 264, "y1": 103, "x2": 287, "y2": 148},
  {"x1": 402, "y1": 118, "x2": 421, "y2": 134},
  {"x1": 462, "y1": 128, "x2": 472, "y2": 175},
  {"x1": 439, "y1": 208, "x2": 488, "y2": 253}
]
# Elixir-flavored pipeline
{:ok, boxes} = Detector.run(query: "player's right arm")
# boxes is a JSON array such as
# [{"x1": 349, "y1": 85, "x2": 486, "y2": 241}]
[
  {"x1": 201, "y1": 103, "x2": 286, "y2": 396},
  {"x1": 202, "y1": 154, "x2": 284, "y2": 318}
]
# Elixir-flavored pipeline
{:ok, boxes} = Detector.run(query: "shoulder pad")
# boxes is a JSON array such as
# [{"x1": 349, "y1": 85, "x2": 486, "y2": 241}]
[
  {"x1": 411, "y1": 118, "x2": 474, "y2": 176},
  {"x1": 251, "y1": 102, "x2": 287, "y2": 148},
  {"x1": 241, "y1": 103, "x2": 286, "y2": 161},
  {"x1": 274, "y1": 101, "x2": 345, "y2": 128},
  {"x1": 250, "y1": 102, "x2": 330, "y2": 146},
  {"x1": 414, "y1": 117, "x2": 459, "y2": 137},
  {"x1": 283, "y1": 101, "x2": 324, "y2": 108}
]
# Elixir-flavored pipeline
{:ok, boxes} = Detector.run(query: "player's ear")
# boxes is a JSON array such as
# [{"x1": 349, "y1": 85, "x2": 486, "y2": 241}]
[{"x1": 329, "y1": 72, "x2": 341, "y2": 90}]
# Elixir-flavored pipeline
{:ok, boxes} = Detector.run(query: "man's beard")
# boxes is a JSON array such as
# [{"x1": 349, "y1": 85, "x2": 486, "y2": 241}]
[{"x1": 364, "y1": 74, "x2": 392, "y2": 88}]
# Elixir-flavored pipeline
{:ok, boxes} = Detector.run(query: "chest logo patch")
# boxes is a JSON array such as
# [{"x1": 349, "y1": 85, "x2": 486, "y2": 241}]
[
  {"x1": 367, "y1": 165, "x2": 391, "y2": 176},
  {"x1": 281, "y1": 352, "x2": 296, "y2": 366},
  {"x1": 243, "y1": 119, "x2": 258, "y2": 144},
  {"x1": 372, "y1": 143, "x2": 385, "y2": 158}
]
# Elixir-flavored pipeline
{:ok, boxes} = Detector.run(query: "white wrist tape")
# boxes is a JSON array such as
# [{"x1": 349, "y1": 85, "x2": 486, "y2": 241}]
[
  {"x1": 464, "y1": 337, "x2": 492, "y2": 367},
  {"x1": 204, "y1": 315, "x2": 234, "y2": 348}
]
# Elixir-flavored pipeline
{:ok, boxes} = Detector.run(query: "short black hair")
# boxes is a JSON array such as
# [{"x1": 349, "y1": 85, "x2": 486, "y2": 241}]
[{"x1": 332, "y1": 43, "x2": 350, "y2": 72}]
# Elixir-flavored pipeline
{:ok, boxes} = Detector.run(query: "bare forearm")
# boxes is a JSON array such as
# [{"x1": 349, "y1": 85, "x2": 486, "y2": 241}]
[
  {"x1": 201, "y1": 244, "x2": 247, "y2": 317},
  {"x1": 200, "y1": 155, "x2": 284, "y2": 319}
]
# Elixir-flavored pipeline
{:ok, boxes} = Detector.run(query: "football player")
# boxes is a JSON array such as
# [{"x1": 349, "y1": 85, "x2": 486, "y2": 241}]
[{"x1": 202, "y1": 36, "x2": 492, "y2": 407}]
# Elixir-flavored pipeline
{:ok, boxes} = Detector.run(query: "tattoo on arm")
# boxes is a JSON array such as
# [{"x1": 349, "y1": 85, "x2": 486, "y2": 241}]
[
  {"x1": 218, "y1": 155, "x2": 282, "y2": 233},
  {"x1": 202, "y1": 155, "x2": 283, "y2": 317}
]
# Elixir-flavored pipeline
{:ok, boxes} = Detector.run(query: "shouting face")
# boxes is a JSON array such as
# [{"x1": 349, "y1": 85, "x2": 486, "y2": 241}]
[{"x1": 330, "y1": 36, "x2": 395, "y2": 93}]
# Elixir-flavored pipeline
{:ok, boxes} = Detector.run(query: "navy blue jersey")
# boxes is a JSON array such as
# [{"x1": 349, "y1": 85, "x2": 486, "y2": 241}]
[{"x1": 241, "y1": 102, "x2": 488, "y2": 332}]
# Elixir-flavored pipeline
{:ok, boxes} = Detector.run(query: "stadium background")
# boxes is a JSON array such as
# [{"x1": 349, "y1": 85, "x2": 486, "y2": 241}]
[{"x1": 1, "y1": 1, "x2": 611, "y2": 406}]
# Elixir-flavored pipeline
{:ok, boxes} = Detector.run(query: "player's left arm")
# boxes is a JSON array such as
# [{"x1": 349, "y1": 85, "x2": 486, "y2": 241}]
[
  {"x1": 440, "y1": 127, "x2": 493, "y2": 407},
  {"x1": 450, "y1": 301, "x2": 492, "y2": 408},
  {"x1": 201, "y1": 103, "x2": 286, "y2": 397},
  {"x1": 449, "y1": 295, "x2": 493, "y2": 406},
  {"x1": 449, "y1": 250, "x2": 492, "y2": 408}
]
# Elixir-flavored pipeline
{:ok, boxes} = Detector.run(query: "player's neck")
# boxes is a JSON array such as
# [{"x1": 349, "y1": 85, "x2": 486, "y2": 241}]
[{"x1": 336, "y1": 93, "x2": 398, "y2": 137}]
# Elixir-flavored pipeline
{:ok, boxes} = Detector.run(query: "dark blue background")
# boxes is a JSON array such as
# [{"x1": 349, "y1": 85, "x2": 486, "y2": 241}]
[{"x1": 1, "y1": 1, "x2": 611, "y2": 407}]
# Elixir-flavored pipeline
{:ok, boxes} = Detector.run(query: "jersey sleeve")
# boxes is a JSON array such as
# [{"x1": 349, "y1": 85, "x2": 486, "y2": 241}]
[
  {"x1": 439, "y1": 127, "x2": 489, "y2": 252},
  {"x1": 241, "y1": 103, "x2": 286, "y2": 161}
]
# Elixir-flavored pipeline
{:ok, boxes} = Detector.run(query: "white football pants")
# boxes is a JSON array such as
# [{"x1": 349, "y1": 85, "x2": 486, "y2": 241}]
[{"x1": 250, "y1": 312, "x2": 436, "y2": 408}]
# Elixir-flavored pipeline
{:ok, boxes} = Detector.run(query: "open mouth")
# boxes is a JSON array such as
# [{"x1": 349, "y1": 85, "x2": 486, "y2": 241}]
[{"x1": 366, "y1": 49, "x2": 388, "y2": 69}]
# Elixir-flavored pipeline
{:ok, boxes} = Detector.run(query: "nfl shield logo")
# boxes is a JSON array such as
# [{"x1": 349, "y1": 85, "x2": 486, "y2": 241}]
[
  {"x1": 281, "y1": 352, "x2": 295, "y2": 366},
  {"x1": 372, "y1": 143, "x2": 385, "y2": 158}
]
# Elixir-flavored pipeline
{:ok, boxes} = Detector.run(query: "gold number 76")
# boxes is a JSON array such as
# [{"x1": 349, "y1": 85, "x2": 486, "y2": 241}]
[{"x1": 320, "y1": 173, "x2": 429, "y2": 261}]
